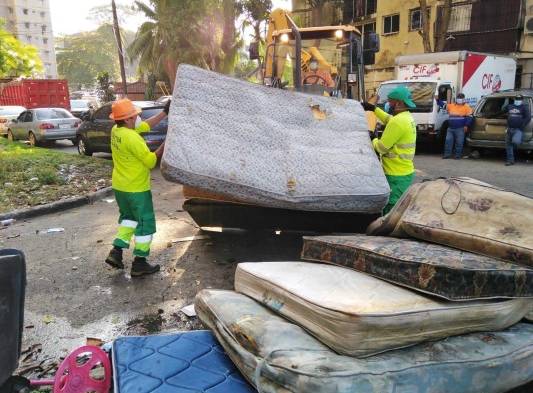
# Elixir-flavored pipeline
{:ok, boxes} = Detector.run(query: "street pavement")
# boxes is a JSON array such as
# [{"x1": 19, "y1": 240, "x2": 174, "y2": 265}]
[{"x1": 2, "y1": 144, "x2": 532, "y2": 365}]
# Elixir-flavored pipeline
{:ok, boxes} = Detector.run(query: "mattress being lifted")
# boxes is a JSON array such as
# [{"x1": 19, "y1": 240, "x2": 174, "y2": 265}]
[
  {"x1": 196, "y1": 290, "x2": 533, "y2": 393},
  {"x1": 161, "y1": 65, "x2": 390, "y2": 213}
]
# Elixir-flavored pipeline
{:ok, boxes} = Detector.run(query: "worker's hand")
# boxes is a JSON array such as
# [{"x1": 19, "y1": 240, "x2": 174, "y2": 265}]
[
  {"x1": 163, "y1": 99, "x2": 171, "y2": 115},
  {"x1": 463, "y1": 126, "x2": 468, "y2": 133},
  {"x1": 361, "y1": 102, "x2": 376, "y2": 112},
  {"x1": 155, "y1": 141, "x2": 165, "y2": 160}
]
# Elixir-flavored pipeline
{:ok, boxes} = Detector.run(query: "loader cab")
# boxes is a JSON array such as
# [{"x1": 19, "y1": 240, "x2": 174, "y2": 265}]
[{"x1": 261, "y1": 25, "x2": 378, "y2": 101}]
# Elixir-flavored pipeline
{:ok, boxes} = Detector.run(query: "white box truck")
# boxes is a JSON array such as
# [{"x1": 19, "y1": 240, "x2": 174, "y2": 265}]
[{"x1": 376, "y1": 51, "x2": 516, "y2": 143}]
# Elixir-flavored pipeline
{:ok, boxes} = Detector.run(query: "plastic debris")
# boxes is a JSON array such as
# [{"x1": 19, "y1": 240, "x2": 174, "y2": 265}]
[
  {"x1": 180, "y1": 304, "x2": 196, "y2": 317},
  {"x1": 1, "y1": 219, "x2": 15, "y2": 226},
  {"x1": 42, "y1": 315, "x2": 54, "y2": 324}
]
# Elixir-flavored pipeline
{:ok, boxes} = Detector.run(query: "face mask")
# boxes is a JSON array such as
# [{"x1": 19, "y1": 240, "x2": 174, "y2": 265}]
[
  {"x1": 310, "y1": 61, "x2": 318, "y2": 71},
  {"x1": 385, "y1": 101, "x2": 395, "y2": 114},
  {"x1": 134, "y1": 116, "x2": 141, "y2": 129},
  {"x1": 514, "y1": 100, "x2": 522, "y2": 106},
  {"x1": 456, "y1": 98, "x2": 465, "y2": 104}
]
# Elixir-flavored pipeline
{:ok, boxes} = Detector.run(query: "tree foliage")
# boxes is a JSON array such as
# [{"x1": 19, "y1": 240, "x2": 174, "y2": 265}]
[
  {"x1": 0, "y1": 20, "x2": 43, "y2": 78},
  {"x1": 57, "y1": 24, "x2": 119, "y2": 88},
  {"x1": 128, "y1": 0, "x2": 246, "y2": 87},
  {"x1": 96, "y1": 71, "x2": 116, "y2": 103}
]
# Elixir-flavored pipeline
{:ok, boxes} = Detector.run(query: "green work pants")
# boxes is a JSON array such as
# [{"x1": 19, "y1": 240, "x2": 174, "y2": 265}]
[
  {"x1": 383, "y1": 173, "x2": 415, "y2": 215},
  {"x1": 112, "y1": 190, "x2": 156, "y2": 257}
]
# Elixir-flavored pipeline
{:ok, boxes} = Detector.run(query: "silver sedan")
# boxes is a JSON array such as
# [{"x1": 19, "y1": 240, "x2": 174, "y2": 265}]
[{"x1": 7, "y1": 108, "x2": 81, "y2": 146}]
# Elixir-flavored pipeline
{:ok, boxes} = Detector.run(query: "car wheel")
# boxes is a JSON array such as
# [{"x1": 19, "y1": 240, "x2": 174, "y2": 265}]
[
  {"x1": 77, "y1": 136, "x2": 93, "y2": 156},
  {"x1": 28, "y1": 131, "x2": 38, "y2": 147},
  {"x1": 7, "y1": 129, "x2": 15, "y2": 142}
]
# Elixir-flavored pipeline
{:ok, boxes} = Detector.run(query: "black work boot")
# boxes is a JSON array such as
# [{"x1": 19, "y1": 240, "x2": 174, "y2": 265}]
[
  {"x1": 131, "y1": 257, "x2": 160, "y2": 277},
  {"x1": 105, "y1": 246, "x2": 124, "y2": 269}
]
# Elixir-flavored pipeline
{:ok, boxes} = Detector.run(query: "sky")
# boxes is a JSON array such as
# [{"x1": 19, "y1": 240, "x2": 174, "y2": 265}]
[{"x1": 49, "y1": 0, "x2": 292, "y2": 37}]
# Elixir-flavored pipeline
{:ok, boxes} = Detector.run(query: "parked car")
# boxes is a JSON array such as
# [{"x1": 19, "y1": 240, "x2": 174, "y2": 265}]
[
  {"x1": 155, "y1": 95, "x2": 171, "y2": 104},
  {"x1": 70, "y1": 99, "x2": 96, "y2": 119},
  {"x1": 468, "y1": 90, "x2": 533, "y2": 153},
  {"x1": 6, "y1": 108, "x2": 81, "y2": 146},
  {"x1": 76, "y1": 102, "x2": 167, "y2": 156},
  {"x1": 0, "y1": 106, "x2": 25, "y2": 137}
]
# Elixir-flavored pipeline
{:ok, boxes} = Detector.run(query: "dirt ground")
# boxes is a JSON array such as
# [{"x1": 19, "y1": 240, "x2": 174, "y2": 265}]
[{"x1": 1, "y1": 152, "x2": 532, "y2": 386}]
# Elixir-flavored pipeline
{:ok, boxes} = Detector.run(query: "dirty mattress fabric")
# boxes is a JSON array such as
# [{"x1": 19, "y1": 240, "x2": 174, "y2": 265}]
[
  {"x1": 112, "y1": 330, "x2": 254, "y2": 393},
  {"x1": 161, "y1": 64, "x2": 390, "y2": 213},
  {"x1": 196, "y1": 290, "x2": 533, "y2": 393},
  {"x1": 234, "y1": 262, "x2": 528, "y2": 357},
  {"x1": 301, "y1": 235, "x2": 533, "y2": 300},
  {"x1": 366, "y1": 177, "x2": 533, "y2": 267}
]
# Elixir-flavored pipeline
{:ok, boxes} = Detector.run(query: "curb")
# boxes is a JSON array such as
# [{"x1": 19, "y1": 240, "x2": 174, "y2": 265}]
[{"x1": 0, "y1": 187, "x2": 113, "y2": 221}]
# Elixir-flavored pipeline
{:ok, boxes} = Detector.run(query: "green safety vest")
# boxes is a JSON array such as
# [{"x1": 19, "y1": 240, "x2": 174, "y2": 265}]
[
  {"x1": 111, "y1": 121, "x2": 157, "y2": 192},
  {"x1": 372, "y1": 108, "x2": 416, "y2": 176}
]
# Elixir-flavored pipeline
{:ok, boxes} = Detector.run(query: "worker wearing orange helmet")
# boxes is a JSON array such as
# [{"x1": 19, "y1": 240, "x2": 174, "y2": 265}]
[{"x1": 105, "y1": 98, "x2": 170, "y2": 277}]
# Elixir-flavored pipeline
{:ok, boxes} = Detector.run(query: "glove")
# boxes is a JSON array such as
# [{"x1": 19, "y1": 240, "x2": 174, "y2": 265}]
[
  {"x1": 361, "y1": 101, "x2": 376, "y2": 112},
  {"x1": 163, "y1": 99, "x2": 171, "y2": 115},
  {"x1": 368, "y1": 130, "x2": 378, "y2": 140}
]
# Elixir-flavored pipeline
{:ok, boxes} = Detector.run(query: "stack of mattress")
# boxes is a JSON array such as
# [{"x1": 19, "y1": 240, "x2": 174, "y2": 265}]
[
  {"x1": 161, "y1": 65, "x2": 390, "y2": 213},
  {"x1": 195, "y1": 177, "x2": 533, "y2": 391}
]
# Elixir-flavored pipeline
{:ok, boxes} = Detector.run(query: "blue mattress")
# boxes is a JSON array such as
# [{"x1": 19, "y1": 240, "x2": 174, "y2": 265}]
[{"x1": 112, "y1": 330, "x2": 255, "y2": 393}]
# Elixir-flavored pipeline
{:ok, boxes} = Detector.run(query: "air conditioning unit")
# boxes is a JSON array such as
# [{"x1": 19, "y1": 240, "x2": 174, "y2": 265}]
[{"x1": 525, "y1": 5, "x2": 533, "y2": 35}]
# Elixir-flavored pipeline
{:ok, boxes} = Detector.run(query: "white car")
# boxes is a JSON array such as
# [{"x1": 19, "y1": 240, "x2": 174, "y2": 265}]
[{"x1": 0, "y1": 106, "x2": 26, "y2": 137}]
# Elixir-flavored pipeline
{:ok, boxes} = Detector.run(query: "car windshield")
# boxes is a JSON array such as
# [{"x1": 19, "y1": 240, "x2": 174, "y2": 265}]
[
  {"x1": 141, "y1": 108, "x2": 167, "y2": 132},
  {"x1": 377, "y1": 82, "x2": 436, "y2": 112},
  {"x1": 70, "y1": 100, "x2": 90, "y2": 109},
  {"x1": 0, "y1": 107, "x2": 25, "y2": 116},
  {"x1": 36, "y1": 108, "x2": 74, "y2": 120}
]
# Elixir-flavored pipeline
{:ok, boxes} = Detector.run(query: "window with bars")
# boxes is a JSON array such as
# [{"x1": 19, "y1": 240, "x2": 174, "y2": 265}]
[
  {"x1": 383, "y1": 14, "x2": 400, "y2": 35},
  {"x1": 448, "y1": 4, "x2": 472, "y2": 32},
  {"x1": 409, "y1": 8, "x2": 430, "y2": 31},
  {"x1": 366, "y1": 0, "x2": 377, "y2": 15}
]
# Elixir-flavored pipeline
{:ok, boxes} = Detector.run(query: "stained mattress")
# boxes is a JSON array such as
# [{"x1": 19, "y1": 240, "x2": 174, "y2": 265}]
[
  {"x1": 196, "y1": 290, "x2": 533, "y2": 393},
  {"x1": 112, "y1": 330, "x2": 254, "y2": 393},
  {"x1": 301, "y1": 235, "x2": 533, "y2": 300},
  {"x1": 161, "y1": 64, "x2": 390, "y2": 213},
  {"x1": 234, "y1": 262, "x2": 528, "y2": 357},
  {"x1": 367, "y1": 177, "x2": 533, "y2": 267}
]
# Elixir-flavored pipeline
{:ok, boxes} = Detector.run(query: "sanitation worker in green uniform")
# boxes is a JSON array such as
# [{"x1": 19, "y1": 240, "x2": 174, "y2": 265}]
[
  {"x1": 105, "y1": 98, "x2": 169, "y2": 277},
  {"x1": 363, "y1": 86, "x2": 417, "y2": 214}
]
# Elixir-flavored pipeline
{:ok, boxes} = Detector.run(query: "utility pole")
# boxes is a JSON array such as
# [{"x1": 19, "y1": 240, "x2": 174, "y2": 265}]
[{"x1": 111, "y1": 0, "x2": 128, "y2": 96}]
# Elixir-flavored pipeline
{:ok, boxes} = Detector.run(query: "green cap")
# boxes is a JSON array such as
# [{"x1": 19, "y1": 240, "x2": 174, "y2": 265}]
[{"x1": 388, "y1": 86, "x2": 416, "y2": 109}]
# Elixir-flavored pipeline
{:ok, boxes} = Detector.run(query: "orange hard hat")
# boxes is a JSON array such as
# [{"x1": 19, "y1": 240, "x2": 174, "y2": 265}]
[{"x1": 109, "y1": 98, "x2": 141, "y2": 120}]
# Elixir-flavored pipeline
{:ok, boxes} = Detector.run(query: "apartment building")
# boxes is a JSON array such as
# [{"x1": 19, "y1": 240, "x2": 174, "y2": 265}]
[
  {"x1": 293, "y1": 0, "x2": 528, "y2": 96},
  {"x1": 0, "y1": 0, "x2": 57, "y2": 78}
]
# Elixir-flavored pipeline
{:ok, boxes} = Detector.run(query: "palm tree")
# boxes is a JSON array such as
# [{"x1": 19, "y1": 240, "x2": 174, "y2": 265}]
[{"x1": 128, "y1": 0, "x2": 243, "y2": 88}]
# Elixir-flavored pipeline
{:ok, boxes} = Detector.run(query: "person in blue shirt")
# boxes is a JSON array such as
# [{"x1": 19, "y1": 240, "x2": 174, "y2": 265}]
[{"x1": 503, "y1": 95, "x2": 530, "y2": 166}]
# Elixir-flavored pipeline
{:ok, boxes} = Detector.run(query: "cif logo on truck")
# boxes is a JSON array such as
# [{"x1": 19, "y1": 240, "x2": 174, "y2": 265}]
[
  {"x1": 411, "y1": 64, "x2": 440, "y2": 77},
  {"x1": 482, "y1": 73, "x2": 502, "y2": 92}
]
